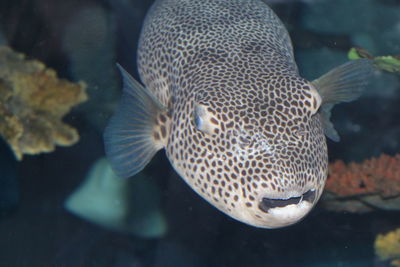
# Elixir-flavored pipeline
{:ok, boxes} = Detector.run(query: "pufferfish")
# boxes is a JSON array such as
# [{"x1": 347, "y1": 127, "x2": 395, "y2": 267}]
[{"x1": 104, "y1": 0, "x2": 372, "y2": 228}]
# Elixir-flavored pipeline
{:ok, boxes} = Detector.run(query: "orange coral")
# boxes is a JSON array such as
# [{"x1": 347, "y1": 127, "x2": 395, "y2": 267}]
[{"x1": 326, "y1": 154, "x2": 400, "y2": 198}]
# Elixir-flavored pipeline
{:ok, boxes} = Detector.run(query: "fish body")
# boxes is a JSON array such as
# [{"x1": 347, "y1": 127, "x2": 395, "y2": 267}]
[{"x1": 104, "y1": 0, "x2": 372, "y2": 228}]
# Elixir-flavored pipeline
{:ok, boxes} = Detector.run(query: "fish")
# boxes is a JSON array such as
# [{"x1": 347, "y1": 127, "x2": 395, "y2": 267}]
[{"x1": 104, "y1": 0, "x2": 372, "y2": 228}]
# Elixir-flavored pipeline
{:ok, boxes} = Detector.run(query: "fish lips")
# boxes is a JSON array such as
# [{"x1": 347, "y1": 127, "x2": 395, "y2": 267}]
[{"x1": 259, "y1": 189, "x2": 317, "y2": 213}]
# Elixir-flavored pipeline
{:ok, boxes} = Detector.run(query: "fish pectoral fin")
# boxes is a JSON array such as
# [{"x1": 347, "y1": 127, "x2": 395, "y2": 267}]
[
  {"x1": 104, "y1": 64, "x2": 167, "y2": 178},
  {"x1": 312, "y1": 59, "x2": 373, "y2": 142},
  {"x1": 319, "y1": 104, "x2": 339, "y2": 142}
]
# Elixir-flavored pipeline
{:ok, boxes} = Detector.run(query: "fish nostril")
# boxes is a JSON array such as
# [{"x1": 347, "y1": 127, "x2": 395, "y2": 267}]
[{"x1": 258, "y1": 189, "x2": 316, "y2": 213}]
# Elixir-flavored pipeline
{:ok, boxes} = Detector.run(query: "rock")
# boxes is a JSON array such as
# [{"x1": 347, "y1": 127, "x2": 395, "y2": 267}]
[{"x1": 65, "y1": 157, "x2": 167, "y2": 238}]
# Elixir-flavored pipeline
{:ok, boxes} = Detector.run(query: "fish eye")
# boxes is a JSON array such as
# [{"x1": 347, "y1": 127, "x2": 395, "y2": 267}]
[
  {"x1": 193, "y1": 104, "x2": 218, "y2": 136},
  {"x1": 194, "y1": 108, "x2": 203, "y2": 129}
]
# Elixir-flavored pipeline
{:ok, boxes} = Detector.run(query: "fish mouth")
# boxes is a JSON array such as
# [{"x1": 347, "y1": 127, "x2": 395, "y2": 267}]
[{"x1": 258, "y1": 189, "x2": 316, "y2": 213}]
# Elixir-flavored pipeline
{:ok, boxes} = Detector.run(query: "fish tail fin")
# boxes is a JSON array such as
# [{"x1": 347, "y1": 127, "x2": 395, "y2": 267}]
[
  {"x1": 104, "y1": 64, "x2": 168, "y2": 178},
  {"x1": 312, "y1": 59, "x2": 373, "y2": 142}
]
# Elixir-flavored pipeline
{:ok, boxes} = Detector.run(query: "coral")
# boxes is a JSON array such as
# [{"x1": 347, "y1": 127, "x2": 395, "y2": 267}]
[
  {"x1": 375, "y1": 228, "x2": 400, "y2": 266},
  {"x1": 322, "y1": 154, "x2": 400, "y2": 213},
  {"x1": 348, "y1": 47, "x2": 400, "y2": 74},
  {"x1": 0, "y1": 46, "x2": 87, "y2": 160},
  {"x1": 326, "y1": 154, "x2": 400, "y2": 197}
]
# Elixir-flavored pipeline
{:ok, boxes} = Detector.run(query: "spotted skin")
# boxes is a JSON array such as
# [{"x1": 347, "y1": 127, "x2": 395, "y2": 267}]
[{"x1": 133, "y1": 0, "x2": 330, "y2": 228}]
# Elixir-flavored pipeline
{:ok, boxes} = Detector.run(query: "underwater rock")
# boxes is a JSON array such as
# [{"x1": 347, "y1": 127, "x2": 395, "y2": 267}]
[
  {"x1": 375, "y1": 228, "x2": 400, "y2": 267},
  {"x1": 65, "y1": 157, "x2": 167, "y2": 238},
  {"x1": 320, "y1": 193, "x2": 373, "y2": 213},
  {"x1": 321, "y1": 195, "x2": 400, "y2": 213},
  {"x1": 0, "y1": 46, "x2": 87, "y2": 160},
  {"x1": 322, "y1": 154, "x2": 400, "y2": 212}
]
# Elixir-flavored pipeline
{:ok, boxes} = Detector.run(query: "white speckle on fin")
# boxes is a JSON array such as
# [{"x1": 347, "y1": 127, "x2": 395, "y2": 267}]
[
  {"x1": 312, "y1": 59, "x2": 373, "y2": 141},
  {"x1": 104, "y1": 64, "x2": 167, "y2": 178}
]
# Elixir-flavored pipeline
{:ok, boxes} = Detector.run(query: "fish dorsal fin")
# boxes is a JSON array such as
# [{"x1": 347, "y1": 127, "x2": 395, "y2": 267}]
[
  {"x1": 104, "y1": 64, "x2": 168, "y2": 178},
  {"x1": 311, "y1": 59, "x2": 373, "y2": 142}
]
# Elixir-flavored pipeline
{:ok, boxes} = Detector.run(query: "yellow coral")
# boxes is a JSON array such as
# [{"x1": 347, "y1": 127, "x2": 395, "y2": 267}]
[
  {"x1": 0, "y1": 46, "x2": 87, "y2": 160},
  {"x1": 392, "y1": 259, "x2": 400, "y2": 267},
  {"x1": 375, "y1": 228, "x2": 400, "y2": 266}
]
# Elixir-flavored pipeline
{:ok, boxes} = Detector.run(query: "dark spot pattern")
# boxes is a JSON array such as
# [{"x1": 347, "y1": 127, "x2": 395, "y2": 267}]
[{"x1": 137, "y1": 0, "x2": 329, "y2": 227}]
